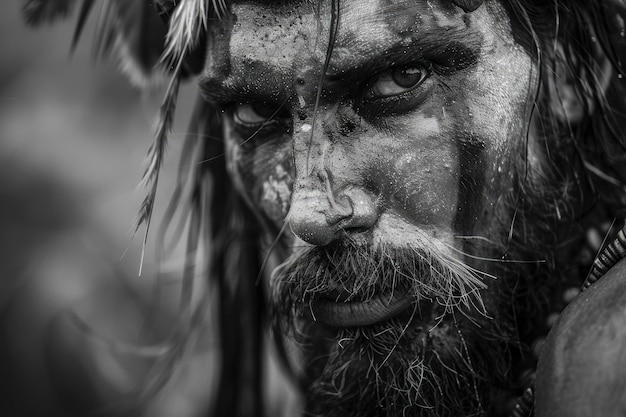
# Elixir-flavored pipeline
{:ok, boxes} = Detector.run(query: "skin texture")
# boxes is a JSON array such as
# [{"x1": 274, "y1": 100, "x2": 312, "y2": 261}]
[
  {"x1": 199, "y1": 0, "x2": 547, "y2": 416},
  {"x1": 21, "y1": 1, "x2": 626, "y2": 416},
  {"x1": 207, "y1": 0, "x2": 536, "y2": 251},
  {"x1": 76, "y1": 0, "x2": 625, "y2": 415},
  {"x1": 536, "y1": 257, "x2": 626, "y2": 417}
]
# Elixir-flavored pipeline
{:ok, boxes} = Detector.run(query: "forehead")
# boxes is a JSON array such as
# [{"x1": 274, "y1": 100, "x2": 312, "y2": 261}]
[{"x1": 202, "y1": 0, "x2": 520, "y2": 96}]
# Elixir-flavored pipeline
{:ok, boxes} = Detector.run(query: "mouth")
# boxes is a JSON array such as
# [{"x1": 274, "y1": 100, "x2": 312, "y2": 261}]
[{"x1": 311, "y1": 290, "x2": 417, "y2": 327}]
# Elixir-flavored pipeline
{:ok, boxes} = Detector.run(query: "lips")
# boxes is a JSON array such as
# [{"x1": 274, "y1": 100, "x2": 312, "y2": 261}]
[{"x1": 311, "y1": 290, "x2": 416, "y2": 327}]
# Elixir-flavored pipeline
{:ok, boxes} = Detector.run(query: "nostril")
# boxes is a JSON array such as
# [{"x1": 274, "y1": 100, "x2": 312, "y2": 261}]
[
  {"x1": 288, "y1": 186, "x2": 379, "y2": 246},
  {"x1": 336, "y1": 187, "x2": 379, "y2": 232}
]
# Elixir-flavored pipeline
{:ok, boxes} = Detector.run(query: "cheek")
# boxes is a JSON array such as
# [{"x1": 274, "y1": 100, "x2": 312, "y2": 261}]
[
  {"x1": 224, "y1": 125, "x2": 294, "y2": 226},
  {"x1": 392, "y1": 154, "x2": 458, "y2": 220},
  {"x1": 433, "y1": 45, "x2": 536, "y2": 201},
  {"x1": 366, "y1": 114, "x2": 460, "y2": 227},
  {"x1": 389, "y1": 147, "x2": 459, "y2": 225},
  {"x1": 465, "y1": 56, "x2": 535, "y2": 198}
]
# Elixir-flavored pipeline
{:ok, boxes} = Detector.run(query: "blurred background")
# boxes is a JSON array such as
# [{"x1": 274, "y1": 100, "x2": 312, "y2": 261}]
[{"x1": 0, "y1": 3, "x2": 216, "y2": 416}]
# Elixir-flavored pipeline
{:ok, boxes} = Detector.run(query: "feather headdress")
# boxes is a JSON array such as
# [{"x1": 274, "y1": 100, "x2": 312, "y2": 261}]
[{"x1": 136, "y1": 0, "x2": 219, "y2": 273}]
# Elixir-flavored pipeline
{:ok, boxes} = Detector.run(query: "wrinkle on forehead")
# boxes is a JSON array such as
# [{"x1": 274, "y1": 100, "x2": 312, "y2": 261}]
[
  {"x1": 223, "y1": 0, "x2": 475, "y2": 72},
  {"x1": 228, "y1": 2, "x2": 322, "y2": 68},
  {"x1": 330, "y1": 0, "x2": 473, "y2": 71},
  {"x1": 214, "y1": 2, "x2": 326, "y2": 101},
  {"x1": 203, "y1": 0, "x2": 515, "y2": 108}
]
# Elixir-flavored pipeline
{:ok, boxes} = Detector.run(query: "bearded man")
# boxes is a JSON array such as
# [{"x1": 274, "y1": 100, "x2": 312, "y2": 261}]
[{"x1": 24, "y1": 0, "x2": 626, "y2": 416}]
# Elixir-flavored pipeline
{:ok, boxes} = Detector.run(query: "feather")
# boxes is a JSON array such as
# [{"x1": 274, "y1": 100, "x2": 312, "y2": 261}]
[
  {"x1": 135, "y1": 57, "x2": 184, "y2": 275},
  {"x1": 92, "y1": 0, "x2": 117, "y2": 61},
  {"x1": 70, "y1": 0, "x2": 169, "y2": 86},
  {"x1": 70, "y1": 0, "x2": 96, "y2": 52},
  {"x1": 109, "y1": 0, "x2": 168, "y2": 82},
  {"x1": 134, "y1": 0, "x2": 228, "y2": 273},
  {"x1": 22, "y1": 0, "x2": 77, "y2": 26},
  {"x1": 212, "y1": 0, "x2": 228, "y2": 18},
  {"x1": 163, "y1": 0, "x2": 210, "y2": 66}
]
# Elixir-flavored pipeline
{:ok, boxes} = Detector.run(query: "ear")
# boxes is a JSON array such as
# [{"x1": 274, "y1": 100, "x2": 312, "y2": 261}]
[{"x1": 548, "y1": 41, "x2": 614, "y2": 125}]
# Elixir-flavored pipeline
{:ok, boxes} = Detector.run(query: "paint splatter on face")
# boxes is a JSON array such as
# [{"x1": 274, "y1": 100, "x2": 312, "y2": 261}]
[
  {"x1": 201, "y1": 0, "x2": 541, "y2": 415},
  {"x1": 260, "y1": 164, "x2": 292, "y2": 222}
]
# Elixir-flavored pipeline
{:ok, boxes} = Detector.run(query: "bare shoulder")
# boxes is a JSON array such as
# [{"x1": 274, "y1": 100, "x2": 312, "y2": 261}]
[{"x1": 537, "y1": 257, "x2": 626, "y2": 417}]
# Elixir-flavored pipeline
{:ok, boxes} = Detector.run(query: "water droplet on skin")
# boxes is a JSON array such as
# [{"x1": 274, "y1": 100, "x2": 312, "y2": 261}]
[
  {"x1": 621, "y1": 30, "x2": 625, "y2": 38},
  {"x1": 591, "y1": 36, "x2": 597, "y2": 42},
  {"x1": 619, "y1": 73, "x2": 624, "y2": 79}
]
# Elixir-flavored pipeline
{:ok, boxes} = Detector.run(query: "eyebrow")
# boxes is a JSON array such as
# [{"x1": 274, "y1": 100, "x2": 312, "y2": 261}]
[
  {"x1": 327, "y1": 31, "x2": 482, "y2": 83},
  {"x1": 198, "y1": 30, "x2": 482, "y2": 105},
  {"x1": 199, "y1": 78, "x2": 249, "y2": 105},
  {"x1": 198, "y1": 75, "x2": 291, "y2": 107}
]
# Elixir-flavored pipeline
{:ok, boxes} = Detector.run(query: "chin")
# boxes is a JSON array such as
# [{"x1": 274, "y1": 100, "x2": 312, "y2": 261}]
[
  {"x1": 286, "y1": 308, "x2": 509, "y2": 417},
  {"x1": 271, "y1": 241, "x2": 518, "y2": 417}
]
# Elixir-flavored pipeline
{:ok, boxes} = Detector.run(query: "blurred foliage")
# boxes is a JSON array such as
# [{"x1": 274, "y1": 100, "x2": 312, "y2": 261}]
[{"x1": 0, "y1": 2, "x2": 212, "y2": 416}]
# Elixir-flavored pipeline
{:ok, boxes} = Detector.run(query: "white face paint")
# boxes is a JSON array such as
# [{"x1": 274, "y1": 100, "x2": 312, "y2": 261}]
[
  {"x1": 201, "y1": 0, "x2": 546, "y2": 415},
  {"x1": 261, "y1": 164, "x2": 292, "y2": 222},
  {"x1": 208, "y1": 0, "x2": 537, "y2": 251}
]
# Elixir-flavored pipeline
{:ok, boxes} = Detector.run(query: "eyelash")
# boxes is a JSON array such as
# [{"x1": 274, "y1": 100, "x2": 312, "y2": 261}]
[
  {"x1": 232, "y1": 103, "x2": 291, "y2": 134},
  {"x1": 365, "y1": 63, "x2": 431, "y2": 98},
  {"x1": 355, "y1": 62, "x2": 434, "y2": 119},
  {"x1": 230, "y1": 62, "x2": 434, "y2": 131}
]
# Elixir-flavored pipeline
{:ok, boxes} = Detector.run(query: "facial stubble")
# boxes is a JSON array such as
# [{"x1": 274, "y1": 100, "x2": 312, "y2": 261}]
[{"x1": 271, "y1": 241, "x2": 513, "y2": 417}]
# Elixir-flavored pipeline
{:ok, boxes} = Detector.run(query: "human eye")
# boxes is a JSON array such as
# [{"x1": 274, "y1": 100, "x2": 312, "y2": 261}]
[
  {"x1": 357, "y1": 62, "x2": 433, "y2": 118},
  {"x1": 364, "y1": 64, "x2": 432, "y2": 99},
  {"x1": 233, "y1": 102, "x2": 290, "y2": 130}
]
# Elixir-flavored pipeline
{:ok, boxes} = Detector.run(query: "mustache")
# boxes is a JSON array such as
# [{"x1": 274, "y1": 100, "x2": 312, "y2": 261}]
[{"x1": 271, "y1": 239, "x2": 491, "y2": 320}]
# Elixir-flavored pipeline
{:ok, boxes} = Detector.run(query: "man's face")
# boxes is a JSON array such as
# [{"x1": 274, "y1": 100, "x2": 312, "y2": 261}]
[{"x1": 201, "y1": 0, "x2": 539, "y2": 414}]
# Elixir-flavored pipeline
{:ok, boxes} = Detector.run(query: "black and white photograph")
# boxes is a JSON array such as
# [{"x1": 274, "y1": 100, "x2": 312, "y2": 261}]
[{"x1": 2, "y1": 1, "x2": 626, "y2": 416}]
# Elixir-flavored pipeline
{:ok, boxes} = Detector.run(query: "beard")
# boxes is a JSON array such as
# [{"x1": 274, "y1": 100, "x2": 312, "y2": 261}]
[{"x1": 271, "y1": 240, "x2": 518, "y2": 417}]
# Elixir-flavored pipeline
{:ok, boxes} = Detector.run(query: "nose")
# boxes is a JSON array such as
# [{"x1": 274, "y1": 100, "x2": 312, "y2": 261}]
[
  {"x1": 288, "y1": 73, "x2": 379, "y2": 245},
  {"x1": 289, "y1": 177, "x2": 379, "y2": 246}
]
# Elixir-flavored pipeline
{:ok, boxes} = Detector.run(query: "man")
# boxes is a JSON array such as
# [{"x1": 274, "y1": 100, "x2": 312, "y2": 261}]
[{"x1": 24, "y1": 0, "x2": 626, "y2": 416}]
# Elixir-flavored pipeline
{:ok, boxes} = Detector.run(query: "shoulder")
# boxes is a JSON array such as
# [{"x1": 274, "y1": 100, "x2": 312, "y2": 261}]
[{"x1": 536, "y1": 257, "x2": 626, "y2": 417}]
